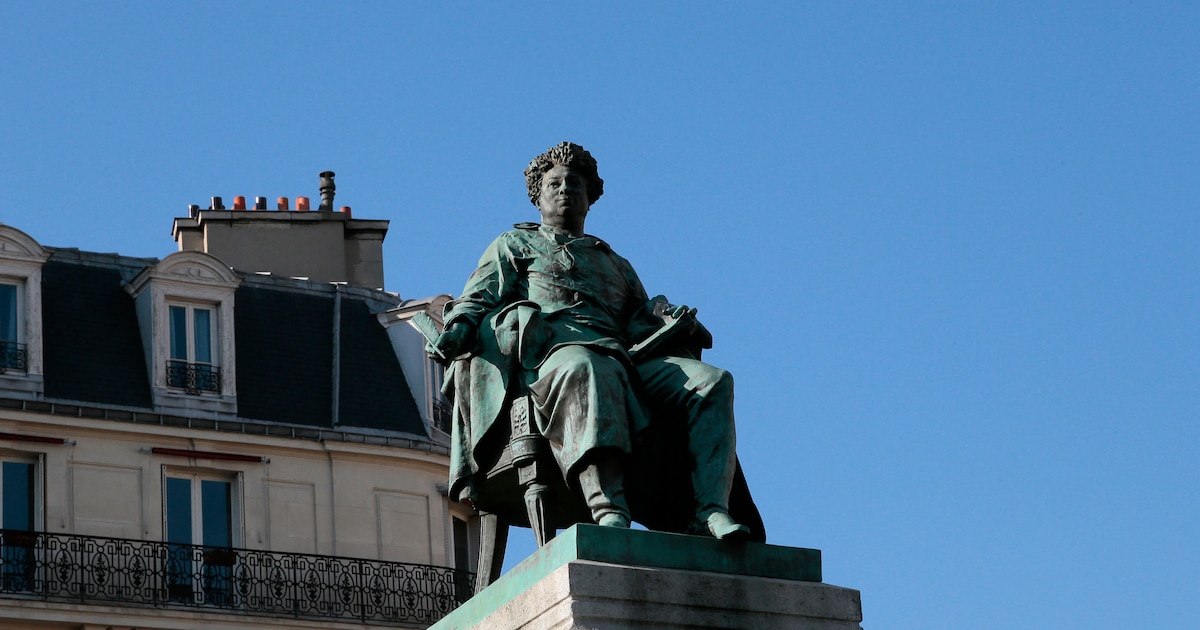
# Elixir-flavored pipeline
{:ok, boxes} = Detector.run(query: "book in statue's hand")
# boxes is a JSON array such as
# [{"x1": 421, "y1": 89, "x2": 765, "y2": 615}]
[
  {"x1": 411, "y1": 312, "x2": 446, "y2": 361},
  {"x1": 629, "y1": 307, "x2": 711, "y2": 362}
]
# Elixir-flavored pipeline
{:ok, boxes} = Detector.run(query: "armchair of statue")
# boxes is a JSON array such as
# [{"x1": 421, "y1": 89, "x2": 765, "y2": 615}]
[{"x1": 437, "y1": 304, "x2": 765, "y2": 594}]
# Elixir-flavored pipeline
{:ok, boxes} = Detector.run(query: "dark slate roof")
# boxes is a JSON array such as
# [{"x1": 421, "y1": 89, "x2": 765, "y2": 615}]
[
  {"x1": 33, "y1": 251, "x2": 427, "y2": 438},
  {"x1": 42, "y1": 258, "x2": 153, "y2": 408},
  {"x1": 234, "y1": 285, "x2": 334, "y2": 427},
  {"x1": 337, "y1": 298, "x2": 424, "y2": 433}
]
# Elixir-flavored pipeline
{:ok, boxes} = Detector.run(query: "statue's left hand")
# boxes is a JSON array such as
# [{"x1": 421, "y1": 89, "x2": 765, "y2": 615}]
[
  {"x1": 426, "y1": 321, "x2": 473, "y2": 362},
  {"x1": 665, "y1": 304, "x2": 700, "y2": 335},
  {"x1": 668, "y1": 304, "x2": 698, "y2": 320}
]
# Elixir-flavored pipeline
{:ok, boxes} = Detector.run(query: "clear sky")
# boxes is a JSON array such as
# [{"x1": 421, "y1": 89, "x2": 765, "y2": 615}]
[{"x1": 3, "y1": 2, "x2": 1197, "y2": 628}]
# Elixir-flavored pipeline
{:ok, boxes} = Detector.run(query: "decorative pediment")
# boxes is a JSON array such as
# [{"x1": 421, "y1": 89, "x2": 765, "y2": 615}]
[
  {"x1": 0, "y1": 225, "x2": 50, "y2": 264},
  {"x1": 126, "y1": 251, "x2": 241, "y2": 297},
  {"x1": 156, "y1": 252, "x2": 241, "y2": 285}
]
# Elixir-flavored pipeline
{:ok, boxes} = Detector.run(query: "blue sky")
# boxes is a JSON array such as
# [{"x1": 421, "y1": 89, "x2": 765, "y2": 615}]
[{"x1": 3, "y1": 2, "x2": 1197, "y2": 627}]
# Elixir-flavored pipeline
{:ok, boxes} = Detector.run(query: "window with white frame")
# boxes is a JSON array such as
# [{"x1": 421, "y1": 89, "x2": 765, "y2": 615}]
[
  {"x1": 0, "y1": 225, "x2": 49, "y2": 385},
  {"x1": 164, "y1": 471, "x2": 240, "y2": 605},
  {"x1": 125, "y1": 251, "x2": 240, "y2": 414},
  {"x1": 0, "y1": 283, "x2": 25, "y2": 373},
  {"x1": 449, "y1": 512, "x2": 478, "y2": 596},
  {"x1": 166, "y1": 303, "x2": 219, "y2": 394},
  {"x1": 1, "y1": 456, "x2": 42, "y2": 532},
  {"x1": 452, "y1": 515, "x2": 473, "y2": 569},
  {"x1": 0, "y1": 453, "x2": 44, "y2": 592},
  {"x1": 428, "y1": 358, "x2": 450, "y2": 434}
]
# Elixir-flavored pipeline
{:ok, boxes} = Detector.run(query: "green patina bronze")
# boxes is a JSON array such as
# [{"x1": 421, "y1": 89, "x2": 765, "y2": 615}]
[{"x1": 428, "y1": 143, "x2": 764, "y2": 581}]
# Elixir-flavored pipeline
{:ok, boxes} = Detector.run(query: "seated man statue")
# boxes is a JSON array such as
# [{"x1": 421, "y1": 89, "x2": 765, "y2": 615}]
[{"x1": 430, "y1": 142, "x2": 762, "y2": 542}]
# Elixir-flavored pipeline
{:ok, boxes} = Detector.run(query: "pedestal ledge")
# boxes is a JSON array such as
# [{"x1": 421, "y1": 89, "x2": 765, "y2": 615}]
[{"x1": 432, "y1": 524, "x2": 862, "y2": 630}]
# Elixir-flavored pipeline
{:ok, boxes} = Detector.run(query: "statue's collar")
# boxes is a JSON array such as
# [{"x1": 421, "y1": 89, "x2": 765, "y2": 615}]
[
  {"x1": 514, "y1": 223, "x2": 609, "y2": 251},
  {"x1": 538, "y1": 224, "x2": 583, "y2": 240}
]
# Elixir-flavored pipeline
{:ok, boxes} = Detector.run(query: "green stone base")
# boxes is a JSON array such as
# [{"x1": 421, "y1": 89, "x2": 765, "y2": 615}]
[{"x1": 432, "y1": 524, "x2": 845, "y2": 630}]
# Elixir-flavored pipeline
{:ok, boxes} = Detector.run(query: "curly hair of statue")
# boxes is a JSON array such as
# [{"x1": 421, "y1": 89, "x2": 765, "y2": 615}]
[{"x1": 524, "y1": 141, "x2": 605, "y2": 206}]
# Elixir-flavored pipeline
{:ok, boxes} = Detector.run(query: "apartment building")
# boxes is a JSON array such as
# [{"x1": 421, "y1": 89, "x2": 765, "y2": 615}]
[{"x1": 0, "y1": 183, "x2": 473, "y2": 629}]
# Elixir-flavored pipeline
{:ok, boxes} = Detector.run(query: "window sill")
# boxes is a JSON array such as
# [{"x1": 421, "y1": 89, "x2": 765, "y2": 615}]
[
  {"x1": 152, "y1": 387, "x2": 237, "y2": 418},
  {"x1": 0, "y1": 373, "x2": 43, "y2": 399}
]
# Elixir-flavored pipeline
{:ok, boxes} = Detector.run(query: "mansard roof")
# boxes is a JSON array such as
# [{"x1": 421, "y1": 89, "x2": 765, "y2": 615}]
[
  {"x1": 33, "y1": 247, "x2": 427, "y2": 437},
  {"x1": 42, "y1": 255, "x2": 153, "y2": 408}
]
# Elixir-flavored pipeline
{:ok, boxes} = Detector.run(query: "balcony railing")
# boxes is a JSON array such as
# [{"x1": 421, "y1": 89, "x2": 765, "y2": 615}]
[
  {"x1": 166, "y1": 360, "x2": 220, "y2": 394},
  {"x1": 0, "y1": 529, "x2": 473, "y2": 626},
  {"x1": 0, "y1": 340, "x2": 26, "y2": 373}
]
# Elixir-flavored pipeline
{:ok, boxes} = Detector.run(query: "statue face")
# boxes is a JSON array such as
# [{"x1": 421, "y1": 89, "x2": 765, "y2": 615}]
[{"x1": 537, "y1": 165, "x2": 589, "y2": 234}]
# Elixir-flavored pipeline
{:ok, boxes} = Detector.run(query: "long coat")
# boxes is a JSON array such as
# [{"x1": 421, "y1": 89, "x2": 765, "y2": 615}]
[{"x1": 442, "y1": 223, "x2": 765, "y2": 540}]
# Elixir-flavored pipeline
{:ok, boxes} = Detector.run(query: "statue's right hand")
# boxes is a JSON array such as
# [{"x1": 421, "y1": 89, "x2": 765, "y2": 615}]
[{"x1": 427, "y1": 322, "x2": 473, "y2": 361}]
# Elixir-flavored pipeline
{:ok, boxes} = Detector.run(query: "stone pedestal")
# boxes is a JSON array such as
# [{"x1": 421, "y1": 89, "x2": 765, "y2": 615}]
[{"x1": 431, "y1": 525, "x2": 862, "y2": 630}]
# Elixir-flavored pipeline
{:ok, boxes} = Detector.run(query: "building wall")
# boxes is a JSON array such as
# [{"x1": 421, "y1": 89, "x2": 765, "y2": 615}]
[
  {"x1": 0, "y1": 220, "x2": 469, "y2": 628},
  {"x1": 0, "y1": 409, "x2": 453, "y2": 566},
  {"x1": 0, "y1": 602, "x2": 410, "y2": 629}
]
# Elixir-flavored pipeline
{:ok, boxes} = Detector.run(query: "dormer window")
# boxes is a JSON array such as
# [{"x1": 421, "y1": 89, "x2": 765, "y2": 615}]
[
  {"x1": 0, "y1": 283, "x2": 26, "y2": 373},
  {"x1": 0, "y1": 226, "x2": 49, "y2": 396},
  {"x1": 374, "y1": 294, "x2": 454, "y2": 439},
  {"x1": 126, "y1": 252, "x2": 241, "y2": 416},
  {"x1": 167, "y1": 303, "x2": 219, "y2": 394}
]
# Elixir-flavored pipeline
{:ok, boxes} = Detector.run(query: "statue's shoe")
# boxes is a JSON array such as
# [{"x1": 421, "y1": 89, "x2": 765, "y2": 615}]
[
  {"x1": 597, "y1": 512, "x2": 631, "y2": 528},
  {"x1": 706, "y1": 511, "x2": 751, "y2": 541}
]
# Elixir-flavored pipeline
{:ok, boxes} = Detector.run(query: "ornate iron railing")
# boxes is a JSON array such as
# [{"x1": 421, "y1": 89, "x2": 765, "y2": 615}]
[
  {"x1": 0, "y1": 340, "x2": 26, "y2": 373},
  {"x1": 166, "y1": 360, "x2": 220, "y2": 394},
  {"x1": 0, "y1": 529, "x2": 472, "y2": 625}
]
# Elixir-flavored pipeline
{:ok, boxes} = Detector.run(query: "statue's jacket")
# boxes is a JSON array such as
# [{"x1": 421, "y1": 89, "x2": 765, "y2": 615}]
[
  {"x1": 442, "y1": 223, "x2": 766, "y2": 540},
  {"x1": 441, "y1": 223, "x2": 667, "y2": 499}
]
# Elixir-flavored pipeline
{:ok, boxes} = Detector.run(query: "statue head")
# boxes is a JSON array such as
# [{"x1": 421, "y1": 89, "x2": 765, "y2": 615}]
[{"x1": 524, "y1": 142, "x2": 604, "y2": 207}]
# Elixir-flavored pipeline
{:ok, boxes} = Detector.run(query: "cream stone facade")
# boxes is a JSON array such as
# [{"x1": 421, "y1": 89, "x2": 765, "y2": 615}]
[{"x1": 0, "y1": 195, "x2": 474, "y2": 628}]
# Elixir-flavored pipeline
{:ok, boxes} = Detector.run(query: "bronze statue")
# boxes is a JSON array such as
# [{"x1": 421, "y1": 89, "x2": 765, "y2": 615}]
[{"x1": 429, "y1": 142, "x2": 763, "y2": 551}]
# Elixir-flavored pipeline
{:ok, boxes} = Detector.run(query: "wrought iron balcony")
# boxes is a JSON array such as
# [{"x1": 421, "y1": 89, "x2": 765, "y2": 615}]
[
  {"x1": 0, "y1": 529, "x2": 473, "y2": 626},
  {"x1": 0, "y1": 340, "x2": 26, "y2": 373},
  {"x1": 166, "y1": 360, "x2": 220, "y2": 394}
]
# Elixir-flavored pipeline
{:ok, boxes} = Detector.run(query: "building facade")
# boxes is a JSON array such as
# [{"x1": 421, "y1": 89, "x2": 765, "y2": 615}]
[{"x1": 0, "y1": 191, "x2": 473, "y2": 629}]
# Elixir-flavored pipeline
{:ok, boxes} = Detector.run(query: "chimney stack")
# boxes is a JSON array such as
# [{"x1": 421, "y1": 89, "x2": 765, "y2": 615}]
[
  {"x1": 318, "y1": 171, "x2": 336, "y2": 212},
  {"x1": 173, "y1": 170, "x2": 388, "y2": 289}
]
